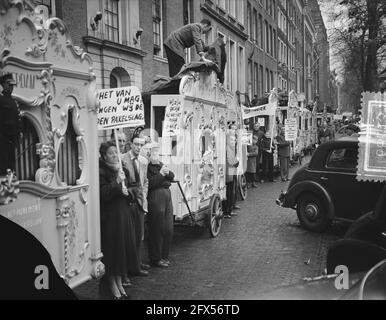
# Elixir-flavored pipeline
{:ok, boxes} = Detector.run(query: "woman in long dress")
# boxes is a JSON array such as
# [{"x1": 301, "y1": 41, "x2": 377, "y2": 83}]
[{"x1": 99, "y1": 141, "x2": 139, "y2": 299}]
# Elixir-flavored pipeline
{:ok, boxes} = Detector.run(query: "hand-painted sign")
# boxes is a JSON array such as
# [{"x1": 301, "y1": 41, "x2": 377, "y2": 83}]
[
  {"x1": 285, "y1": 118, "x2": 298, "y2": 141},
  {"x1": 97, "y1": 86, "x2": 145, "y2": 130}
]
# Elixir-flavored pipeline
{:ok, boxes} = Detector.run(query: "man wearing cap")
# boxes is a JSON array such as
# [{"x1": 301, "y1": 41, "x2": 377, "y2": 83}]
[{"x1": 0, "y1": 73, "x2": 22, "y2": 175}]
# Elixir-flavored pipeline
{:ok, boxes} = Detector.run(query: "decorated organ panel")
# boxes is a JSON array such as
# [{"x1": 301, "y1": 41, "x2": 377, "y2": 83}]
[{"x1": 0, "y1": 1, "x2": 103, "y2": 288}]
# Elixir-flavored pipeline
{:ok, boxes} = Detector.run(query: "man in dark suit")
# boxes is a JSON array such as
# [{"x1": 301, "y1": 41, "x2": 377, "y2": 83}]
[
  {"x1": 121, "y1": 134, "x2": 149, "y2": 278},
  {"x1": 164, "y1": 19, "x2": 212, "y2": 77},
  {"x1": 0, "y1": 73, "x2": 22, "y2": 175}
]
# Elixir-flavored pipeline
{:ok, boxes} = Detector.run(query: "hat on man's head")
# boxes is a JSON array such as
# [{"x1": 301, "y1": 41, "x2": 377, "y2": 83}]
[{"x1": 0, "y1": 73, "x2": 16, "y2": 85}]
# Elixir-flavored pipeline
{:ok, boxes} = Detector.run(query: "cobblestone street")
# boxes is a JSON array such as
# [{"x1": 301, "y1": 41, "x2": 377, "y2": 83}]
[{"x1": 74, "y1": 160, "x2": 347, "y2": 300}]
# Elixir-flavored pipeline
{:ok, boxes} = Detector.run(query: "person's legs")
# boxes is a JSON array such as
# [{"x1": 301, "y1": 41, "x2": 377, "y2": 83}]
[
  {"x1": 147, "y1": 191, "x2": 164, "y2": 263},
  {"x1": 223, "y1": 181, "x2": 234, "y2": 215},
  {"x1": 164, "y1": 45, "x2": 185, "y2": 77},
  {"x1": 161, "y1": 189, "x2": 174, "y2": 262},
  {"x1": 279, "y1": 156, "x2": 286, "y2": 181},
  {"x1": 284, "y1": 157, "x2": 289, "y2": 180},
  {"x1": 268, "y1": 152, "x2": 274, "y2": 181},
  {"x1": 108, "y1": 275, "x2": 121, "y2": 299}
]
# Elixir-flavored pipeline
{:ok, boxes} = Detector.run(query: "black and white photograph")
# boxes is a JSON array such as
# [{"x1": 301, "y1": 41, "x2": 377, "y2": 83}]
[{"x1": 0, "y1": 0, "x2": 386, "y2": 306}]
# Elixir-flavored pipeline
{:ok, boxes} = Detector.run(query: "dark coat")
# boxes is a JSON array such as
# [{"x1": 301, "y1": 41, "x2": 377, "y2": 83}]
[
  {"x1": 99, "y1": 159, "x2": 139, "y2": 276},
  {"x1": 0, "y1": 93, "x2": 22, "y2": 138},
  {"x1": 246, "y1": 144, "x2": 259, "y2": 173},
  {"x1": 276, "y1": 134, "x2": 291, "y2": 158},
  {"x1": 147, "y1": 161, "x2": 175, "y2": 192},
  {"x1": 164, "y1": 23, "x2": 208, "y2": 58}
]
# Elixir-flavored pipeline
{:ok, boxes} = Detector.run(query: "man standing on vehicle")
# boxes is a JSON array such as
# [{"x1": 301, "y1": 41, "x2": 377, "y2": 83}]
[{"x1": 164, "y1": 19, "x2": 212, "y2": 77}]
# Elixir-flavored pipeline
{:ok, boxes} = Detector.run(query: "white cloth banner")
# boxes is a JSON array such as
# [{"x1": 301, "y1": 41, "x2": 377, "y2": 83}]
[
  {"x1": 97, "y1": 86, "x2": 145, "y2": 130},
  {"x1": 241, "y1": 131, "x2": 253, "y2": 145},
  {"x1": 242, "y1": 102, "x2": 277, "y2": 120},
  {"x1": 284, "y1": 118, "x2": 298, "y2": 141}
]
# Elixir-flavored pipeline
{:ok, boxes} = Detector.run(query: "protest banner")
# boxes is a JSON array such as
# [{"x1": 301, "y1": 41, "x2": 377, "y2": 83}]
[
  {"x1": 241, "y1": 131, "x2": 253, "y2": 145},
  {"x1": 163, "y1": 97, "x2": 183, "y2": 136},
  {"x1": 97, "y1": 86, "x2": 145, "y2": 130},
  {"x1": 257, "y1": 118, "x2": 266, "y2": 127},
  {"x1": 284, "y1": 118, "x2": 298, "y2": 141},
  {"x1": 241, "y1": 102, "x2": 277, "y2": 120}
]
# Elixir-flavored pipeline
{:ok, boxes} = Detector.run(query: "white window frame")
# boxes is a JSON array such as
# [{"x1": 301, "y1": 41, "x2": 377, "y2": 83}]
[
  {"x1": 238, "y1": 44, "x2": 245, "y2": 92},
  {"x1": 104, "y1": 0, "x2": 121, "y2": 43},
  {"x1": 153, "y1": 0, "x2": 164, "y2": 58}
]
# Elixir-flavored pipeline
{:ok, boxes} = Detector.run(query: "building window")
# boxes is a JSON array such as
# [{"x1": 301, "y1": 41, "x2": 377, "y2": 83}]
[
  {"x1": 15, "y1": 116, "x2": 40, "y2": 181},
  {"x1": 104, "y1": 0, "x2": 119, "y2": 42},
  {"x1": 266, "y1": 68, "x2": 269, "y2": 92},
  {"x1": 247, "y1": 2, "x2": 252, "y2": 39},
  {"x1": 153, "y1": 0, "x2": 163, "y2": 56},
  {"x1": 58, "y1": 109, "x2": 81, "y2": 186},
  {"x1": 229, "y1": 0, "x2": 236, "y2": 17},
  {"x1": 265, "y1": 21, "x2": 269, "y2": 54},
  {"x1": 270, "y1": 70, "x2": 274, "y2": 89},
  {"x1": 110, "y1": 67, "x2": 131, "y2": 88},
  {"x1": 273, "y1": 29, "x2": 277, "y2": 59},
  {"x1": 259, "y1": 14, "x2": 263, "y2": 49},
  {"x1": 228, "y1": 39, "x2": 236, "y2": 91},
  {"x1": 238, "y1": 45, "x2": 245, "y2": 92},
  {"x1": 253, "y1": 9, "x2": 258, "y2": 43},
  {"x1": 259, "y1": 65, "x2": 264, "y2": 96},
  {"x1": 236, "y1": 0, "x2": 244, "y2": 24},
  {"x1": 254, "y1": 62, "x2": 258, "y2": 96},
  {"x1": 218, "y1": 0, "x2": 226, "y2": 9}
]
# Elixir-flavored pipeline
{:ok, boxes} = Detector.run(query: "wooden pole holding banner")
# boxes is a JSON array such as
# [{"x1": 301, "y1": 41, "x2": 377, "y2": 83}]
[{"x1": 114, "y1": 129, "x2": 126, "y2": 189}]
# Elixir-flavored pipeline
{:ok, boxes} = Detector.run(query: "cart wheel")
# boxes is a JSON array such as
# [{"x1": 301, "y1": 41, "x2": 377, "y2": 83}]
[
  {"x1": 238, "y1": 174, "x2": 247, "y2": 200},
  {"x1": 207, "y1": 194, "x2": 223, "y2": 238}
]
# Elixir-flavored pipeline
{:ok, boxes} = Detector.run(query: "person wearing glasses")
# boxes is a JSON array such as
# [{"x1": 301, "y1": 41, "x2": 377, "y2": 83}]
[{"x1": 164, "y1": 19, "x2": 212, "y2": 77}]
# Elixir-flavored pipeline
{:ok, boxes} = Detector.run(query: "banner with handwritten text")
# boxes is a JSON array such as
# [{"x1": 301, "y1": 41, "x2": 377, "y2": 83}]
[
  {"x1": 163, "y1": 97, "x2": 183, "y2": 136},
  {"x1": 97, "y1": 86, "x2": 145, "y2": 130}
]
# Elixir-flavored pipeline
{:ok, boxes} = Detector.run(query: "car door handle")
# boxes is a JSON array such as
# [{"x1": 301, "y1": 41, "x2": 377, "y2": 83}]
[{"x1": 321, "y1": 177, "x2": 329, "y2": 181}]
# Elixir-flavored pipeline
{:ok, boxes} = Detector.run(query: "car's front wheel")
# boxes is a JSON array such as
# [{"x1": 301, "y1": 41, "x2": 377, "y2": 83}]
[{"x1": 296, "y1": 193, "x2": 330, "y2": 232}]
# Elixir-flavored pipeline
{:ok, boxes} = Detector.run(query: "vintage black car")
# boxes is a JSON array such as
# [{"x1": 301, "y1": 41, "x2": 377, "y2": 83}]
[{"x1": 276, "y1": 137, "x2": 385, "y2": 232}]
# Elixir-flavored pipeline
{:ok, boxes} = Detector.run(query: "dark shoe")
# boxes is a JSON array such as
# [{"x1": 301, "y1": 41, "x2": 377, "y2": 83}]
[
  {"x1": 135, "y1": 270, "x2": 149, "y2": 276},
  {"x1": 281, "y1": 178, "x2": 286, "y2": 182},
  {"x1": 120, "y1": 293, "x2": 131, "y2": 300},
  {"x1": 286, "y1": 178, "x2": 290, "y2": 181},
  {"x1": 141, "y1": 263, "x2": 150, "y2": 270},
  {"x1": 150, "y1": 260, "x2": 169, "y2": 268},
  {"x1": 233, "y1": 205, "x2": 241, "y2": 210},
  {"x1": 122, "y1": 279, "x2": 132, "y2": 287},
  {"x1": 223, "y1": 213, "x2": 232, "y2": 219},
  {"x1": 252, "y1": 182, "x2": 258, "y2": 188},
  {"x1": 161, "y1": 259, "x2": 170, "y2": 265}
]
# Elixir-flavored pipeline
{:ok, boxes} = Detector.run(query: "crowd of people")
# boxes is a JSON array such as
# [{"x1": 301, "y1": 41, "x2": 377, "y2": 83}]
[
  {"x1": 244, "y1": 122, "x2": 291, "y2": 189},
  {"x1": 98, "y1": 128, "x2": 174, "y2": 300}
]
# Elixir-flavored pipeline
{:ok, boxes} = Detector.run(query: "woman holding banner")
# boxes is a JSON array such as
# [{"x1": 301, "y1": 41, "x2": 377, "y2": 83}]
[{"x1": 99, "y1": 141, "x2": 138, "y2": 300}]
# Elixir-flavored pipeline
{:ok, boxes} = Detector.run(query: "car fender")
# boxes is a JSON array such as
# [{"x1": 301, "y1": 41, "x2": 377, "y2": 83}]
[{"x1": 284, "y1": 181, "x2": 335, "y2": 218}]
